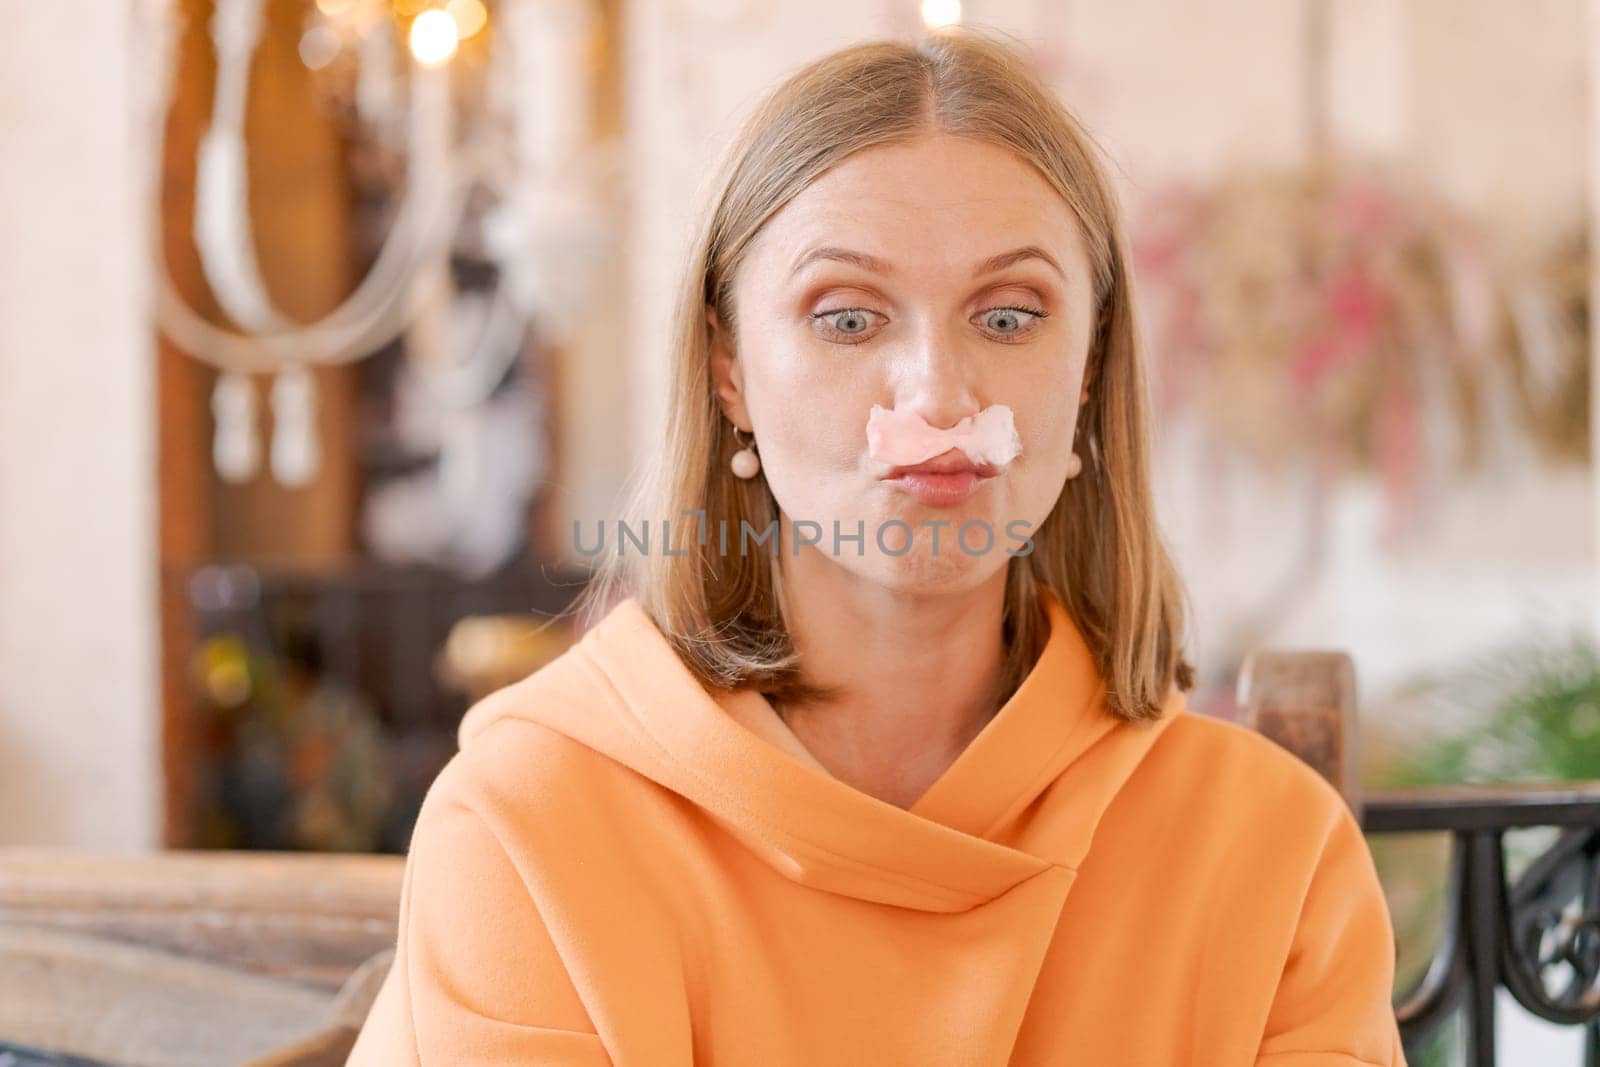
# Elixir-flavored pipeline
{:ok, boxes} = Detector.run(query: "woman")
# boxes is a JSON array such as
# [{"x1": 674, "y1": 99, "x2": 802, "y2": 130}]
[{"x1": 349, "y1": 27, "x2": 1406, "y2": 1066}]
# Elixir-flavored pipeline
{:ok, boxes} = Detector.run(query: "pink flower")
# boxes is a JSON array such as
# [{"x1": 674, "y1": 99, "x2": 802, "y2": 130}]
[
  {"x1": 1290, "y1": 335, "x2": 1343, "y2": 391},
  {"x1": 1327, "y1": 269, "x2": 1383, "y2": 343}
]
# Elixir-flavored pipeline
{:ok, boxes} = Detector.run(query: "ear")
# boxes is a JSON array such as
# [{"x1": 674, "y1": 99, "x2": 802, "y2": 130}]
[{"x1": 707, "y1": 308, "x2": 753, "y2": 431}]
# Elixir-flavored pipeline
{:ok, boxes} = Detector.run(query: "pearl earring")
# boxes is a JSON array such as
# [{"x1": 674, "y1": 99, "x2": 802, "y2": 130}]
[{"x1": 730, "y1": 426, "x2": 761, "y2": 479}]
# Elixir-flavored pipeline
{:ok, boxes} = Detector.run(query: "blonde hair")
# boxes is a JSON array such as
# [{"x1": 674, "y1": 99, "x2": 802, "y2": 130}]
[{"x1": 578, "y1": 26, "x2": 1196, "y2": 724}]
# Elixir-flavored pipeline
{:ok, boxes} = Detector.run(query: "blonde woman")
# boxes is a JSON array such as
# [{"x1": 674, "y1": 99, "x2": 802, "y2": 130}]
[{"x1": 350, "y1": 27, "x2": 1406, "y2": 1066}]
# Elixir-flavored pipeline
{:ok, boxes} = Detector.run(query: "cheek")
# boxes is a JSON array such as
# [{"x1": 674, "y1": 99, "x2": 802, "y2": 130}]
[
  {"x1": 745, "y1": 350, "x2": 872, "y2": 475},
  {"x1": 1012, "y1": 357, "x2": 1084, "y2": 461},
  {"x1": 1003, "y1": 357, "x2": 1087, "y2": 515},
  {"x1": 755, "y1": 413, "x2": 862, "y2": 527},
  {"x1": 989, "y1": 425, "x2": 1076, "y2": 537},
  {"x1": 1020, "y1": 397, "x2": 1079, "y2": 467}
]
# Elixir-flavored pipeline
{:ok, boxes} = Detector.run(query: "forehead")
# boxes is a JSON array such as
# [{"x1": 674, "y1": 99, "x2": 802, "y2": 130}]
[{"x1": 747, "y1": 133, "x2": 1090, "y2": 284}]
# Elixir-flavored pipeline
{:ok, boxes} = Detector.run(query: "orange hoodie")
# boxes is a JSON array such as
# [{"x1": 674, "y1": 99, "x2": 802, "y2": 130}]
[{"x1": 347, "y1": 589, "x2": 1407, "y2": 1066}]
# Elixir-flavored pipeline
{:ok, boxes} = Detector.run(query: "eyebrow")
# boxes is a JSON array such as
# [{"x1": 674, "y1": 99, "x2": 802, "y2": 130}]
[{"x1": 788, "y1": 244, "x2": 1066, "y2": 281}]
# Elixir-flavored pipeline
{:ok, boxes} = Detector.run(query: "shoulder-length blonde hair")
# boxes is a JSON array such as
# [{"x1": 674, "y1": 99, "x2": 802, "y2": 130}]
[{"x1": 577, "y1": 26, "x2": 1195, "y2": 725}]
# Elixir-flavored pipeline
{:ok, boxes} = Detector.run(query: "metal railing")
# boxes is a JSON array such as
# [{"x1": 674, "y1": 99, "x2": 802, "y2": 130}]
[{"x1": 1366, "y1": 782, "x2": 1600, "y2": 1065}]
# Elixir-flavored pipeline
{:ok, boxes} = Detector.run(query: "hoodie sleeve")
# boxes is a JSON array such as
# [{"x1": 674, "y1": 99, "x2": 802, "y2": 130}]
[
  {"x1": 1254, "y1": 799, "x2": 1408, "y2": 1067},
  {"x1": 346, "y1": 777, "x2": 612, "y2": 1066}
]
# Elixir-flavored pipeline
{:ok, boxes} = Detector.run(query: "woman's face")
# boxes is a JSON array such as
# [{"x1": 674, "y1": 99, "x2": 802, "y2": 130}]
[{"x1": 710, "y1": 132, "x2": 1097, "y2": 595}]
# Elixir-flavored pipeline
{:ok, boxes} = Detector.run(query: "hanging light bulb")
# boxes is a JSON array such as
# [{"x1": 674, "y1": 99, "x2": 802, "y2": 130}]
[
  {"x1": 211, "y1": 372, "x2": 260, "y2": 482},
  {"x1": 921, "y1": 0, "x2": 961, "y2": 28},
  {"x1": 270, "y1": 365, "x2": 321, "y2": 487},
  {"x1": 409, "y1": 8, "x2": 459, "y2": 66}
]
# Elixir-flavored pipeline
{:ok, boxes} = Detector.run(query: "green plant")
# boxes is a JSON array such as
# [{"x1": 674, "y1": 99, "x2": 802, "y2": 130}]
[{"x1": 1384, "y1": 630, "x2": 1600, "y2": 787}]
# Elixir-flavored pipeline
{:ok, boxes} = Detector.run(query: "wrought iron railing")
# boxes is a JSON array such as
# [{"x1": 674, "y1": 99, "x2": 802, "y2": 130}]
[{"x1": 1366, "y1": 782, "x2": 1600, "y2": 1066}]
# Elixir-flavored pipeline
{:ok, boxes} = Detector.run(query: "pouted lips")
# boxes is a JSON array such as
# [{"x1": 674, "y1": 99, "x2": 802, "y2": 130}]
[{"x1": 883, "y1": 450, "x2": 998, "y2": 507}]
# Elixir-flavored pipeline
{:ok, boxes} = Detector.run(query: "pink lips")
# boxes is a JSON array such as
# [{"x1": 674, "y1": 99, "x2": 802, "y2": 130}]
[{"x1": 884, "y1": 450, "x2": 997, "y2": 507}]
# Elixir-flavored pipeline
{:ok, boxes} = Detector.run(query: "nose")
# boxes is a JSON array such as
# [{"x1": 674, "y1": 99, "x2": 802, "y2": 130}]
[{"x1": 890, "y1": 329, "x2": 983, "y2": 432}]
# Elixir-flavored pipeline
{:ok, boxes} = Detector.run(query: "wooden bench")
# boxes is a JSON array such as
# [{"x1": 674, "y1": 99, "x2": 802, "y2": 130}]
[{"x1": 0, "y1": 850, "x2": 403, "y2": 1066}]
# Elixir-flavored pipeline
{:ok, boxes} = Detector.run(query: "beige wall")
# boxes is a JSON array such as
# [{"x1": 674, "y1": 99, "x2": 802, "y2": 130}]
[{"x1": 0, "y1": 3, "x2": 162, "y2": 845}]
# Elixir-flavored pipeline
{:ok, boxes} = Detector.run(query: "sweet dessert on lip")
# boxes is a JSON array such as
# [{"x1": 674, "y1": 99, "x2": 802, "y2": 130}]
[{"x1": 865, "y1": 403, "x2": 1023, "y2": 468}]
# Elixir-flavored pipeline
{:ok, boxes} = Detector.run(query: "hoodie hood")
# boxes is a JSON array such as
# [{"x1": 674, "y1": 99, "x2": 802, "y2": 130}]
[{"x1": 457, "y1": 588, "x2": 1184, "y2": 914}]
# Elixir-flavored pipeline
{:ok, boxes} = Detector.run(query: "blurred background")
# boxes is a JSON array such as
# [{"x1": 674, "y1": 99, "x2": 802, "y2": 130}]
[{"x1": 0, "y1": 0, "x2": 1595, "y2": 1062}]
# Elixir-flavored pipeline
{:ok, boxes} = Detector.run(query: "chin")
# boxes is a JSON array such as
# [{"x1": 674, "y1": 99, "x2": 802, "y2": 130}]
[{"x1": 850, "y1": 550, "x2": 1005, "y2": 597}]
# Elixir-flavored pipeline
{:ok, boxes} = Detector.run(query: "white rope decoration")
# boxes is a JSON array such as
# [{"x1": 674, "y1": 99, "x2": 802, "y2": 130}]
[{"x1": 135, "y1": 0, "x2": 603, "y2": 488}]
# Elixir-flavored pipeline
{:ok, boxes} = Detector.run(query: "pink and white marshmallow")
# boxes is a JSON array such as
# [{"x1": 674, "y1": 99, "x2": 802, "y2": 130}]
[{"x1": 865, "y1": 404, "x2": 1023, "y2": 468}]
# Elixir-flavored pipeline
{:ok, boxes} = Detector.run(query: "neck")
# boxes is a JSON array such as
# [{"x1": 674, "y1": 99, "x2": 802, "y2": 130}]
[{"x1": 769, "y1": 543, "x2": 1011, "y2": 808}]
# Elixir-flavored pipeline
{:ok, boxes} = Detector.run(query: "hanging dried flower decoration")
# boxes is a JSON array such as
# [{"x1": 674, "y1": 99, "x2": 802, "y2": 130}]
[
  {"x1": 1497, "y1": 229, "x2": 1590, "y2": 466},
  {"x1": 1132, "y1": 155, "x2": 1588, "y2": 524}
]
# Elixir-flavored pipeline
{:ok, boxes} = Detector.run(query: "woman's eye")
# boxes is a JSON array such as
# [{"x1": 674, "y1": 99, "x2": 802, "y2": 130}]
[
  {"x1": 811, "y1": 307, "x2": 883, "y2": 342},
  {"x1": 977, "y1": 305, "x2": 1048, "y2": 340},
  {"x1": 809, "y1": 304, "x2": 1047, "y2": 344}
]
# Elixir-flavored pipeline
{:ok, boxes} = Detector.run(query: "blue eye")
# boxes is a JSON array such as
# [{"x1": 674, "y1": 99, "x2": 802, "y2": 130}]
[
  {"x1": 809, "y1": 304, "x2": 1047, "y2": 345},
  {"x1": 811, "y1": 308, "x2": 882, "y2": 342},
  {"x1": 979, "y1": 306, "x2": 1048, "y2": 339}
]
